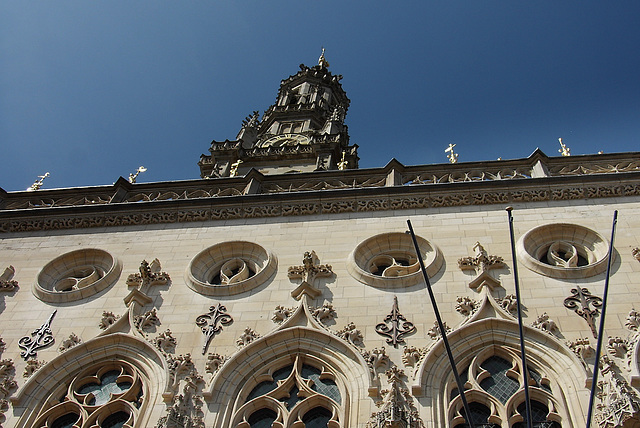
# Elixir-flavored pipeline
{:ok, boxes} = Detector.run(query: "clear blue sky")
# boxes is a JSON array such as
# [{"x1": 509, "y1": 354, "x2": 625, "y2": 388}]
[{"x1": 1, "y1": 1, "x2": 639, "y2": 191}]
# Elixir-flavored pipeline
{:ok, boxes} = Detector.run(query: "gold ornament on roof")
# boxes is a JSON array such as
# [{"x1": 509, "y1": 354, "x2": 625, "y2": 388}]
[
  {"x1": 26, "y1": 172, "x2": 50, "y2": 191},
  {"x1": 558, "y1": 138, "x2": 571, "y2": 156},
  {"x1": 337, "y1": 151, "x2": 348, "y2": 171},
  {"x1": 128, "y1": 166, "x2": 147, "y2": 183},
  {"x1": 318, "y1": 47, "x2": 330, "y2": 68},
  {"x1": 445, "y1": 143, "x2": 458, "y2": 164}
]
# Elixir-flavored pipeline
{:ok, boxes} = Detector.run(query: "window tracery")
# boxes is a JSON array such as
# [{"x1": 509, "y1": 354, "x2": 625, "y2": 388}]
[
  {"x1": 32, "y1": 362, "x2": 143, "y2": 428},
  {"x1": 447, "y1": 351, "x2": 561, "y2": 428},
  {"x1": 233, "y1": 355, "x2": 343, "y2": 427}
]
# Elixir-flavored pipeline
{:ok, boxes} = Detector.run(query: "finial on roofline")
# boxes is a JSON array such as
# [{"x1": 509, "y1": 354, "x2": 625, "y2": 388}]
[{"x1": 318, "y1": 47, "x2": 330, "y2": 68}]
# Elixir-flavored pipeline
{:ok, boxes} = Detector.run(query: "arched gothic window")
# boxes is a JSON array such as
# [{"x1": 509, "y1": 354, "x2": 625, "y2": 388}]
[
  {"x1": 233, "y1": 355, "x2": 343, "y2": 427},
  {"x1": 448, "y1": 350, "x2": 562, "y2": 428},
  {"x1": 31, "y1": 362, "x2": 144, "y2": 428}
]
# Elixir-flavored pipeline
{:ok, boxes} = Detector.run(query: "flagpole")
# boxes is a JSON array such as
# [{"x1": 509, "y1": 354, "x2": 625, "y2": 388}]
[
  {"x1": 585, "y1": 210, "x2": 618, "y2": 428},
  {"x1": 407, "y1": 220, "x2": 475, "y2": 428},
  {"x1": 506, "y1": 207, "x2": 533, "y2": 428}
]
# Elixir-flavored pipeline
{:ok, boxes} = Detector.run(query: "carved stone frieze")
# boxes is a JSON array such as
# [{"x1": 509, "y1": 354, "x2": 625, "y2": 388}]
[
  {"x1": 58, "y1": 333, "x2": 82, "y2": 353},
  {"x1": 236, "y1": 327, "x2": 260, "y2": 348},
  {"x1": 0, "y1": 266, "x2": 18, "y2": 292},
  {"x1": 99, "y1": 311, "x2": 120, "y2": 330},
  {"x1": 633, "y1": 248, "x2": 640, "y2": 263},
  {"x1": 531, "y1": 312, "x2": 559, "y2": 335},
  {"x1": 134, "y1": 308, "x2": 161, "y2": 332},
  {"x1": 0, "y1": 337, "x2": 5, "y2": 356}
]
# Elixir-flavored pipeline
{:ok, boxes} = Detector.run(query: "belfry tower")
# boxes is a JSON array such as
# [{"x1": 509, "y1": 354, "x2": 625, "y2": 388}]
[{"x1": 198, "y1": 51, "x2": 359, "y2": 178}]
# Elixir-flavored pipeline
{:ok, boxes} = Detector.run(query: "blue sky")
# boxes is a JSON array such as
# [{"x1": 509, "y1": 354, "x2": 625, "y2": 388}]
[{"x1": 1, "y1": 2, "x2": 639, "y2": 192}]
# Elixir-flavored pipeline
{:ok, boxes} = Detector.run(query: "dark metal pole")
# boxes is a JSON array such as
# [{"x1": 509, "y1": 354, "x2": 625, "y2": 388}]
[
  {"x1": 506, "y1": 207, "x2": 533, "y2": 428},
  {"x1": 407, "y1": 220, "x2": 475, "y2": 428},
  {"x1": 585, "y1": 210, "x2": 618, "y2": 428}
]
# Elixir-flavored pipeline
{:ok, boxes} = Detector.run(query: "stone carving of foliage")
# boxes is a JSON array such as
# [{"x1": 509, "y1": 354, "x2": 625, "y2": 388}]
[
  {"x1": 167, "y1": 354, "x2": 197, "y2": 392},
  {"x1": 236, "y1": 327, "x2": 260, "y2": 348},
  {"x1": 496, "y1": 294, "x2": 518, "y2": 315},
  {"x1": 427, "y1": 320, "x2": 451, "y2": 340},
  {"x1": 99, "y1": 311, "x2": 120, "y2": 330},
  {"x1": 0, "y1": 358, "x2": 17, "y2": 426},
  {"x1": 205, "y1": 354, "x2": 227, "y2": 378},
  {"x1": 361, "y1": 347, "x2": 390, "y2": 376},
  {"x1": 531, "y1": 312, "x2": 559, "y2": 335},
  {"x1": 626, "y1": 308, "x2": 640, "y2": 331},
  {"x1": 594, "y1": 355, "x2": 640, "y2": 428},
  {"x1": 134, "y1": 308, "x2": 160, "y2": 332},
  {"x1": 23, "y1": 359, "x2": 45, "y2": 378},
  {"x1": 31, "y1": 361, "x2": 144, "y2": 428},
  {"x1": 271, "y1": 305, "x2": 294, "y2": 324},
  {"x1": 0, "y1": 266, "x2": 18, "y2": 292},
  {"x1": 59, "y1": 333, "x2": 82, "y2": 353},
  {"x1": 0, "y1": 337, "x2": 5, "y2": 355},
  {"x1": 455, "y1": 296, "x2": 478, "y2": 316},
  {"x1": 402, "y1": 345, "x2": 426, "y2": 369},
  {"x1": 568, "y1": 337, "x2": 594, "y2": 367},
  {"x1": 607, "y1": 337, "x2": 628, "y2": 358},
  {"x1": 126, "y1": 259, "x2": 170, "y2": 289},
  {"x1": 153, "y1": 330, "x2": 177, "y2": 354},
  {"x1": 367, "y1": 366, "x2": 424, "y2": 428},
  {"x1": 336, "y1": 322, "x2": 364, "y2": 348},
  {"x1": 156, "y1": 375, "x2": 205, "y2": 428},
  {"x1": 311, "y1": 302, "x2": 337, "y2": 324}
]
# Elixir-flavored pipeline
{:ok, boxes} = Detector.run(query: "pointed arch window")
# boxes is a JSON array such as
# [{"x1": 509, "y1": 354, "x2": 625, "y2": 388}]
[
  {"x1": 32, "y1": 362, "x2": 144, "y2": 428},
  {"x1": 234, "y1": 355, "x2": 343, "y2": 427},
  {"x1": 447, "y1": 350, "x2": 562, "y2": 428}
]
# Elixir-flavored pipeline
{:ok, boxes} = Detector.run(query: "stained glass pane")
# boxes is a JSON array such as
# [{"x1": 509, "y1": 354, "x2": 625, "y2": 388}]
[
  {"x1": 248, "y1": 408, "x2": 277, "y2": 428},
  {"x1": 51, "y1": 413, "x2": 79, "y2": 428},
  {"x1": 302, "y1": 407, "x2": 332, "y2": 428},
  {"x1": 101, "y1": 411, "x2": 129, "y2": 428},
  {"x1": 455, "y1": 402, "x2": 500, "y2": 428},
  {"x1": 302, "y1": 364, "x2": 341, "y2": 404},
  {"x1": 77, "y1": 370, "x2": 131, "y2": 406},
  {"x1": 450, "y1": 365, "x2": 470, "y2": 400},
  {"x1": 247, "y1": 365, "x2": 293, "y2": 401},
  {"x1": 479, "y1": 356, "x2": 519, "y2": 404},
  {"x1": 513, "y1": 401, "x2": 561, "y2": 428}
]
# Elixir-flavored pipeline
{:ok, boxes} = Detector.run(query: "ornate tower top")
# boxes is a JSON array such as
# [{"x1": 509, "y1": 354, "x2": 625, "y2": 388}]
[{"x1": 198, "y1": 57, "x2": 358, "y2": 178}]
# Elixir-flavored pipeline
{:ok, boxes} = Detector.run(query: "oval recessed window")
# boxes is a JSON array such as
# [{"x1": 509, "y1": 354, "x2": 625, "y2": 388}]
[
  {"x1": 186, "y1": 241, "x2": 277, "y2": 296},
  {"x1": 517, "y1": 223, "x2": 612, "y2": 279},
  {"x1": 34, "y1": 249, "x2": 122, "y2": 303},
  {"x1": 347, "y1": 232, "x2": 443, "y2": 288}
]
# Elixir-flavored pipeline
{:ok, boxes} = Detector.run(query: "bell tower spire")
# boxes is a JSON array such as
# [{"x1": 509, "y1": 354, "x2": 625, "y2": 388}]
[{"x1": 198, "y1": 54, "x2": 358, "y2": 178}]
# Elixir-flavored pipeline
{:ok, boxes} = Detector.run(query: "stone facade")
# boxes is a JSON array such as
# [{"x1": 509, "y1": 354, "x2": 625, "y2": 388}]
[{"x1": 1, "y1": 60, "x2": 640, "y2": 428}]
